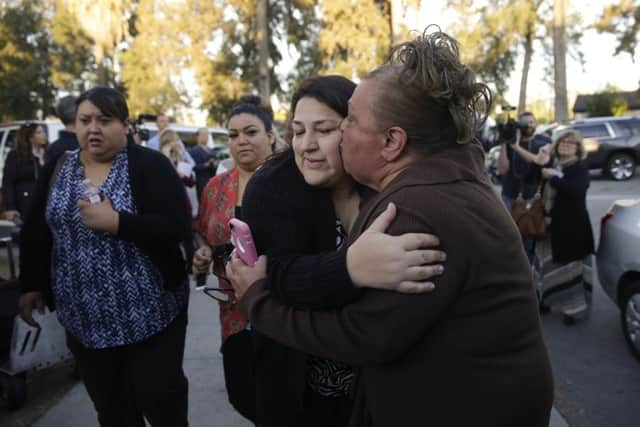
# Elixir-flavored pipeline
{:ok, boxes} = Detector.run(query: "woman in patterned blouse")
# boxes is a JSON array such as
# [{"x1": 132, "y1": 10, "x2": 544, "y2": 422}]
[{"x1": 19, "y1": 87, "x2": 192, "y2": 427}]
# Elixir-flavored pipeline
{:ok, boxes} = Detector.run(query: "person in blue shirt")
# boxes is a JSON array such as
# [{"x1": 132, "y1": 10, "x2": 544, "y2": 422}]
[
  {"x1": 188, "y1": 127, "x2": 217, "y2": 200},
  {"x1": 145, "y1": 113, "x2": 170, "y2": 151}
]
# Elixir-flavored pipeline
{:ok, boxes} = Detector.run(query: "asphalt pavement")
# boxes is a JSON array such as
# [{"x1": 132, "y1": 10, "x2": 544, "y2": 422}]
[
  {"x1": 540, "y1": 171, "x2": 640, "y2": 427},
  {"x1": 9, "y1": 170, "x2": 638, "y2": 426},
  {"x1": 2, "y1": 282, "x2": 570, "y2": 427}
]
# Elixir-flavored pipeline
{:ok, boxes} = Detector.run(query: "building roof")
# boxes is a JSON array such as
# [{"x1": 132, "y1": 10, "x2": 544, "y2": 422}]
[{"x1": 573, "y1": 90, "x2": 640, "y2": 113}]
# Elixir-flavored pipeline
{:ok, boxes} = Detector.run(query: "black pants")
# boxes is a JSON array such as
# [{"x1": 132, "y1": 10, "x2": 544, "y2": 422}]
[
  {"x1": 222, "y1": 329, "x2": 257, "y2": 423},
  {"x1": 66, "y1": 309, "x2": 189, "y2": 427},
  {"x1": 301, "y1": 387, "x2": 352, "y2": 427}
]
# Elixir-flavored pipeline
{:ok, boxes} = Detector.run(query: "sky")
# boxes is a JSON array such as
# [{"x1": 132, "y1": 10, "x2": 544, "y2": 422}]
[{"x1": 417, "y1": 0, "x2": 639, "y2": 108}]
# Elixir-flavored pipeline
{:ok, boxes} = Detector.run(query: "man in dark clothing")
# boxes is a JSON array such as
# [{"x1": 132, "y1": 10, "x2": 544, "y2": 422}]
[
  {"x1": 496, "y1": 112, "x2": 551, "y2": 263},
  {"x1": 188, "y1": 128, "x2": 217, "y2": 201},
  {"x1": 45, "y1": 96, "x2": 79, "y2": 164},
  {"x1": 497, "y1": 112, "x2": 551, "y2": 209}
]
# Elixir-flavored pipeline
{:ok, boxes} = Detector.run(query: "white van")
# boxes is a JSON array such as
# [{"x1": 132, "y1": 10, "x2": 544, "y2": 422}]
[{"x1": 137, "y1": 123, "x2": 228, "y2": 148}]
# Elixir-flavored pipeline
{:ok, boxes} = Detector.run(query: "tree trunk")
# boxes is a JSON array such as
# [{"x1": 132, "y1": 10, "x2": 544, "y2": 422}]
[
  {"x1": 389, "y1": 0, "x2": 402, "y2": 45},
  {"x1": 553, "y1": 0, "x2": 569, "y2": 123},
  {"x1": 518, "y1": 29, "x2": 534, "y2": 115},
  {"x1": 256, "y1": 0, "x2": 270, "y2": 101},
  {"x1": 97, "y1": 60, "x2": 109, "y2": 86}
]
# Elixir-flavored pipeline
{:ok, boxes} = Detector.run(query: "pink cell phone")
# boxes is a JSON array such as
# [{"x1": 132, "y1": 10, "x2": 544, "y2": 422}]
[{"x1": 229, "y1": 218, "x2": 258, "y2": 266}]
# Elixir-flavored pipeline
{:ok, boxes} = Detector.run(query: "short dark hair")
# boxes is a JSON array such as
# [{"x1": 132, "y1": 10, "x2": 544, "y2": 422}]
[
  {"x1": 285, "y1": 75, "x2": 356, "y2": 144},
  {"x1": 56, "y1": 95, "x2": 77, "y2": 125},
  {"x1": 228, "y1": 95, "x2": 273, "y2": 131},
  {"x1": 290, "y1": 75, "x2": 356, "y2": 121},
  {"x1": 75, "y1": 87, "x2": 129, "y2": 123}
]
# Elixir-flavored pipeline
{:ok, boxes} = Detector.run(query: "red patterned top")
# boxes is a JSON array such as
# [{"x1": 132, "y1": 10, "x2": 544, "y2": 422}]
[{"x1": 193, "y1": 168, "x2": 249, "y2": 343}]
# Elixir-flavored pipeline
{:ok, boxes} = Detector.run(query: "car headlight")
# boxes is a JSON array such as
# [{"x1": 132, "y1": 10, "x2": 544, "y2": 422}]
[{"x1": 583, "y1": 138, "x2": 599, "y2": 153}]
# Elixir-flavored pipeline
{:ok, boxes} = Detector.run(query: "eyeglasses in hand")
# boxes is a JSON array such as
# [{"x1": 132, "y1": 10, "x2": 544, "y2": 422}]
[{"x1": 203, "y1": 286, "x2": 236, "y2": 303}]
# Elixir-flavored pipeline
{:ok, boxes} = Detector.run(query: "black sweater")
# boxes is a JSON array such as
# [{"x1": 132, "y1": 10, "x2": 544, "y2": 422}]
[
  {"x1": 241, "y1": 150, "x2": 360, "y2": 426},
  {"x1": 20, "y1": 142, "x2": 192, "y2": 306},
  {"x1": 547, "y1": 160, "x2": 595, "y2": 263},
  {"x1": 243, "y1": 149, "x2": 359, "y2": 308},
  {"x1": 1, "y1": 150, "x2": 41, "y2": 216}
]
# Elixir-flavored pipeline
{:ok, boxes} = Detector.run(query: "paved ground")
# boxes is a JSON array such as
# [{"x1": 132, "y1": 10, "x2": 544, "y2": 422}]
[
  {"x1": 8, "y1": 169, "x2": 631, "y2": 425},
  {"x1": 1, "y1": 277, "x2": 568, "y2": 427},
  {"x1": 539, "y1": 171, "x2": 640, "y2": 427}
]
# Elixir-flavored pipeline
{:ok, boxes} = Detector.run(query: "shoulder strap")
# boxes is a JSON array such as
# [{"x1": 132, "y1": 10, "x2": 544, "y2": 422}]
[{"x1": 48, "y1": 151, "x2": 70, "y2": 199}]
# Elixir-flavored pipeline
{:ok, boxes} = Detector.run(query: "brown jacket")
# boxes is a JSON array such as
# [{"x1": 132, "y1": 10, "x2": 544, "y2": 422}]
[{"x1": 239, "y1": 143, "x2": 553, "y2": 427}]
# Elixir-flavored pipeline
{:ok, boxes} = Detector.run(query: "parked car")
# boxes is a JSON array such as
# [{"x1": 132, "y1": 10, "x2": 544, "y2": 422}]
[
  {"x1": 555, "y1": 116, "x2": 640, "y2": 181},
  {"x1": 0, "y1": 121, "x2": 64, "y2": 187},
  {"x1": 138, "y1": 122, "x2": 228, "y2": 148},
  {"x1": 597, "y1": 198, "x2": 640, "y2": 360}
]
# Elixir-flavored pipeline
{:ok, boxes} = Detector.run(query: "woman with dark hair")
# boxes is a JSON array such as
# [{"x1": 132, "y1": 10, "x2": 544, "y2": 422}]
[
  {"x1": 192, "y1": 95, "x2": 275, "y2": 422},
  {"x1": 536, "y1": 128, "x2": 594, "y2": 323},
  {"x1": 194, "y1": 76, "x2": 444, "y2": 426},
  {"x1": 18, "y1": 87, "x2": 191, "y2": 427},
  {"x1": 228, "y1": 28, "x2": 554, "y2": 427},
  {"x1": 2, "y1": 123, "x2": 47, "y2": 220}
]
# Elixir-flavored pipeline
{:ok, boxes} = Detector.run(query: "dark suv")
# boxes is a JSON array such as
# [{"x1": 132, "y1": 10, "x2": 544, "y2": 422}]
[{"x1": 563, "y1": 116, "x2": 640, "y2": 181}]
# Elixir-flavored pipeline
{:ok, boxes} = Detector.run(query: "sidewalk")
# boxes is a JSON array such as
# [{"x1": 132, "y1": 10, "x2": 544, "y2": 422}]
[
  {"x1": 31, "y1": 278, "x2": 569, "y2": 427},
  {"x1": 33, "y1": 278, "x2": 251, "y2": 427}
]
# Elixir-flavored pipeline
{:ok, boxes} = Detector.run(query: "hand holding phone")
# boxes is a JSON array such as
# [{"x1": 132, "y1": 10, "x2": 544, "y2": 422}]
[{"x1": 229, "y1": 218, "x2": 258, "y2": 266}]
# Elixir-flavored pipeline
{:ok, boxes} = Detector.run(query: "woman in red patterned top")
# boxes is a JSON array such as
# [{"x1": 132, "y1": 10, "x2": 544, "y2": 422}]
[{"x1": 192, "y1": 96, "x2": 274, "y2": 422}]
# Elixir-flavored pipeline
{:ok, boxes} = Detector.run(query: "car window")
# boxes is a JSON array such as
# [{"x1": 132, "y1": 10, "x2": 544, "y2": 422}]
[
  {"x1": 210, "y1": 132, "x2": 228, "y2": 145},
  {"x1": 574, "y1": 124, "x2": 610, "y2": 139},
  {"x1": 5, "y1": 129, "x2": 18, "y2": 150},
  {"x1": 610, "y1": 122, "x2": 631, "y2": 138},
  {"x1": 629, "y1": 121, "x2": 640, "y2": 136}
]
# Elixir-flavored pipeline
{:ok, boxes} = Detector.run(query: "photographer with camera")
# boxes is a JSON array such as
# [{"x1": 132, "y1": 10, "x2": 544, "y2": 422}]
[{"x1": 496, "y1": 111, "x2": 551, "y2": 263}]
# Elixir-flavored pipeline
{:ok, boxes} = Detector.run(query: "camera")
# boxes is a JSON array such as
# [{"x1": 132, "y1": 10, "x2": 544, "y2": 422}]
[
  {"x1": 496, "y1": 106, "x2": 527, "y2": 144},
  {"x1": 130, "y1": 114, "x2": 151, "y2": 141}
]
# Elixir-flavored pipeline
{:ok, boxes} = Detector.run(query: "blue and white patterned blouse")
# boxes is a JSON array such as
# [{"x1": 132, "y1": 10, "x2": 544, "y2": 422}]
[{"x1": 46, "y1": 148, "x2": 187, "y2": 349}]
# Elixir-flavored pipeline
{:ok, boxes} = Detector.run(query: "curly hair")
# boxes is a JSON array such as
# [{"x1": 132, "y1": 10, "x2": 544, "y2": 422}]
[{"x1": 365, "y1": 26, "x2": 492, "y2": 154}]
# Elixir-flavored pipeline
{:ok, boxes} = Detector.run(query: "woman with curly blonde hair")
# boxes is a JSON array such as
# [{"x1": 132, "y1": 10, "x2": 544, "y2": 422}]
[
  {"x1": 227, "y1": 26, "x2": 554, "y2": 427},
  {"x1": 536, "y1": 128, "x2": 594, "y2": 323}
]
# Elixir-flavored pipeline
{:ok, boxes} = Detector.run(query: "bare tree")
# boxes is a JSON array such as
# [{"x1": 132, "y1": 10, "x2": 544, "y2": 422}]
[
  {"x1": 553, "y1": 0, "x2": 568, "y2": 123},
  {"x1": 256, "y1": 0, "x2": 270, "y2": 100}
]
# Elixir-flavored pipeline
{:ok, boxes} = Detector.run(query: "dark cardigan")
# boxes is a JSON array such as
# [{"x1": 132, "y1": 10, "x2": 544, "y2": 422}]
[
  {"x1": 1, "y1": 150, "x2": 41, "y2": 217},
  {"x1": 240, "y1": 144, "x2": 554, "y2": 427},
  {"x1": 20, "y1": 142, "x2": 192, "y2": 307},
  {"x1": 547, "y1": 160, "x2": 595, "y2": 263},
  {"x1": 241, "y1": 150, "x2": 360, "y2": 426}
]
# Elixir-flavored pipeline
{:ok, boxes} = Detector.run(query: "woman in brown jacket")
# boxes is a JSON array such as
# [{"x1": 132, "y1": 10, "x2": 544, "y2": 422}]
[{"x1": 227, "y1": 27, "x2": 554, "y2": 427}]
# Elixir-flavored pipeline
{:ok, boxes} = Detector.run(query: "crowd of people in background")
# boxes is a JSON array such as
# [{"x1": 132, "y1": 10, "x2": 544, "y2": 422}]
[{"x1": 7, "y1": 25, "x2": 601, "y2": 427}]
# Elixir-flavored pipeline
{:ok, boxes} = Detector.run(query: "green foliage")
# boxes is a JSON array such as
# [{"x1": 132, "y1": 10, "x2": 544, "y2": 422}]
[
  {"x1": 0, "y1": 0, "x2": 54, "y2": 120},
  {"x1": 447, "y1": 0, "x2": 583, "y2": 105},
  {"x1": 189, "y1": 0, "x2": 319, "y2": 123},
  {"x1": 317, "y1": 0, "x2": 391, "y2": 78},
  {"x1": 446, "y1": 1, "x2": 525, "y2": 98},
  {"x1": 0, "y1": 0, "x2": 416, "y2": 124},
  {"x1": 120, "y1": 0, "x2": 189, "y2": 117},
  {"x1": 586, "y1": 89, "x2": 629, "y2": 118},
  {"x1": 49, "y1": 0, "x2": 95, "y2": 92},
  {"x1": 595, "y1": 0, "x2": 639, "y2": 59}
]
